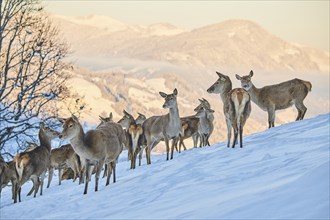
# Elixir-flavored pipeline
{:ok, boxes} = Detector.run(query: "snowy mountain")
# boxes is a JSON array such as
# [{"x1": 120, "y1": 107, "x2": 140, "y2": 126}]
[
  {"x1": 51, "y1": 15, "x2": 329, "y2": 73},
  {"x1": 1, "y1": 113, "x2": 329, "y2": 219}
]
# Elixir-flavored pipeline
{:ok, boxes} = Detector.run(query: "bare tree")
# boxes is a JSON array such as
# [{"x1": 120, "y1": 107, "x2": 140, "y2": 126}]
[{"x1": 0, "y1": 0, "x2": 71, "y2": 157}]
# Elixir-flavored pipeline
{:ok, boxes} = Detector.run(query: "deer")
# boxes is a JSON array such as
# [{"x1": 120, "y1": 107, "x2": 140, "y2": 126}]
[
  {"x1": 13, "y1": 122, "x2": 59, "y2": 203},
  {"x1": 0, "y1": 155, "x2": 18, "y2": 201},
  {"x1": 207, "y1": 72, "x2": 251, "y2": 148},
  {"x1": 236, "y1": 70, "x2": 312, "y2": 128},
  {"x1": 142, "y1": 88, "x2": 181, "y2": 164},
  {"x1": 176, "y1": 117, "x2": 199, "y2": 152},
  {"x1": 133, "y1": 112, "x2": 147, "y2": 167},
  {"x1": 194, "y1": 98, "x2": 214, "y2": 146},
  {"x1": 127, "y1": 122, "x2": 144, "y2": 169},
  {"x1": 195, "y1": 106, "x2": 215, "y2": 147},
  {"x1": 47, "y1": 144, "x2": 81, "y2": 188},
  {"x1": 59, "y1": 115, "x2": 124, "y2": 194}
]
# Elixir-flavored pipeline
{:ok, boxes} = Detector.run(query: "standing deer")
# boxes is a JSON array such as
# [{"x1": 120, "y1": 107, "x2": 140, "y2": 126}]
[
  {"x1": 236, "y1": 70, "x2": 312, "y2": 128},
  {"x1": 127, "y1": 122, "x2": 144, "y2": 169},
  {"x1": 59, "y1": 115, "x2": 124, "y2": 194},
  {"x1": 14, "y1": 122, "x2": 59, "y2": 203},
  {"x1": 47, "y1": 144, "x2": 81, "y2": 188},
  {"x1": 177, "y1": 116, "x2": 199, "y2": 152},
  {"x1": 117, "y1": 110, "x2": 135, "y2": 160},
  {"x1": 143, "y1": 88, "x2": 181, "y2": 164},
  {"x1": 195, "y1": 106, "x2": 215, "y2": 147},
  {"x1": 194, "y1": 98, "x2": 214, "y2": 146},
  {"x1": 207, "y1": 72, "x2": 251, "y2": 148},
  {"x1": 134, "y1": 112, "x2": 147, "y2": 167}
]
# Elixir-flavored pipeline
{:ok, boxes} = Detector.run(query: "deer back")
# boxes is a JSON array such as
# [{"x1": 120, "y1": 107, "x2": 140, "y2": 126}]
[{"x1": 259, "y1": 79, "x2": 310, "y2": 110}]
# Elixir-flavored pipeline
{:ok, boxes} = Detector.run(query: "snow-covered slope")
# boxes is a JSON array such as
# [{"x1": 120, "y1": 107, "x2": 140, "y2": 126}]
[{"x1": 1, "y1": 113, "x2": 329, "y2": 219}]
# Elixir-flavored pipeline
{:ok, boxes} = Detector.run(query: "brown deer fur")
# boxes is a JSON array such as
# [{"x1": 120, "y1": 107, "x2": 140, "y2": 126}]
[
  {"x1": 47, "y1": 144, "x2": 80, "y2": 188},
  {"x1": 13, "y1": 123, "x2": 59, "y2": 203},
  {"x1": 236, "y1": 70, "x2": 311, "y2": 128}
]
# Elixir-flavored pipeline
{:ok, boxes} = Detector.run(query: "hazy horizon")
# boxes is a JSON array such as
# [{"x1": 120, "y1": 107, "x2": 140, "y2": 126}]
[{"x1": 44, "y1": 1, "x2": 329, "y2": 52}]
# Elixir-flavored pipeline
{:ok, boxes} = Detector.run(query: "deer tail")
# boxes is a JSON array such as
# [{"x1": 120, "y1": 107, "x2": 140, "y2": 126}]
[
  {"x1": 303, "y1": 81, "x2": 312, "y2": 92},
  {"x1": 14, "y1": 154, "x2": 30, "y2": 182}
]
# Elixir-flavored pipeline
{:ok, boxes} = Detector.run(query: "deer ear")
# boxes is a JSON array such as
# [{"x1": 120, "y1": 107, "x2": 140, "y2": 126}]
[
  {"x1": 216, "y1": 71, "x2": 223, "y2": 78},
  {"x1": 72, "y1": 115, "x2": 79, "y2": 122},
  {"x1": 109, "y1": 112, "x2": 113, "y2": 120},
  {"x1": 249, "y1": 70, "x2": 254, "y2": 77},
  {"x1": 173, "y1": 88, "x2": 178, "y2": 96},
  {"x1": 235, "y1": 74, "x2": 242, "y2": 80},
  {"x1": 198, "y1": 98, "x2": 203, "y2": 103},
  {"x1": 99, "y1": 116, "x2": 106, "y2": 122},
  {"x1": 159, "y1": 92, "x2": 167, "y2": 98},
  {"x1": 202, "y1": 98, "x2": 208, "y2": 102},
  {"x1": 39, "y1": 122, "x2": 45, "y2": 128},
  {"x1": 58, "y1": 118, "x2": 66, "y2": 124}
]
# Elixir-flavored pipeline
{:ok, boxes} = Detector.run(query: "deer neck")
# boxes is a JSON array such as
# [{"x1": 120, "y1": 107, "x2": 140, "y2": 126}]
[
  {"x1": 247, "y1": 83, "x2": 261, "y2": 105},
  {"x1": 39, "y1": 130, "x2": 52, "y2": 152},
  {"x1": 69, "y1": 126, "x2": 87, "y2": 154},
  {"x1": 169, "y1": 104, "x2": 180, "y2": 124},
  {"x1": 220, "y1": 83, "x2": 232, "y2": 105},
  {"x1": 206, "y1": 112, "x2": 214, "y2": 122}
]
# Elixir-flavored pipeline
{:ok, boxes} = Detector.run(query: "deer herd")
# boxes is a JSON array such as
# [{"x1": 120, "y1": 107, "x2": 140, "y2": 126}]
[{"x1": 0, "y1": 70, "x2": 312, "y2": 203}]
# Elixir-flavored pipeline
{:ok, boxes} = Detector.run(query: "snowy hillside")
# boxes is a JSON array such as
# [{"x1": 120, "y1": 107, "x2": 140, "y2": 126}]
[{"x1": 1, "y1": 113, "x2": 329, "y2": 219}]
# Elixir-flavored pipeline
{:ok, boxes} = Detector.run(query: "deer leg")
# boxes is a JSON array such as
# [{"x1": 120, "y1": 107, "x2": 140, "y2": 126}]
[
  {"x1": 192, "y1": 134, "x2": 198, "y2": 148},
  {"x1": 175, "y1": 141, "x2": 179, "y2": 152},
  {"x1": 182, "y1": 139, "x2": 187, "y2": 151},
  {"x1": 47, "y1": 167, "x2": 54, "y2": 188},
  {"x1": 27, "y1": 184, "x2": 34, "y2": 196},
  {"x1": 239, "y1": 125, "x2": 243, "y2": 148},
  {"x1": 112, "y1": 162, "x2": 116, "y2": 183},
  {"x1": 18, "y1": 185, "x2": 21, "y2": 202},
  {"x1": 165, "y1": 138, "x2": 170, "y2": 160},
  {"x1": 267, "y1": 107, "x2": 275, "y2": 128},
  {"x1": 32, "y1": 177, "x2": 40, "y2": 198},
  {"x1": 11, "y1": 181, "x2": 15, "y2": 200},
  {"x1": 84, "y1": 162, "x2": 91, "y2": 195},
  {"x1": 14, "y1": 183, "x2": 19, "y2": 203},
  {"x1": 72, "y1": 165, "x2": 78, "y2": 182},
  {"x1": 295, "y1": 101, "x2": 307, "y2": 120},
  {"x1": 146, "y1": 146, "x2": 151, "y2": 165},
  {"x1": 138, "y1": 147, "x2": 144, "y2": 166},
  {"x1": 178, "y1": 139, "x2": 181, "y2": 153},
  {"x1": 105, "y1": 162, "x2": 112, "y2": 186},
  {"x1": 94, "y1": 162, "x2": 103, "y2": 192},
  {"x1": 226, "y1": 120, "x2": 232, "y2": 148},
  {"x1": 39, "y1": 171, "x2": 46, "y2": 196},
  {"x1": 232, "y1": 127, "x2": 238, "y2": 148},
  {"x1": 170, "y1": 138, "x2": 178, "y2": 160},
  {"x1": 102, "y1": 164, "x2": 108, "y2": 178},
  {"x1": 58, "y1": 168, "x2": 62, "y2": 185}
]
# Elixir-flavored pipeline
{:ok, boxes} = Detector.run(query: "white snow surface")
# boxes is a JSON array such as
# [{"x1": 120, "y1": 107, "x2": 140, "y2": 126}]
[{"x1": 1, "y1": 114, "x2": 329, "y2": 219}]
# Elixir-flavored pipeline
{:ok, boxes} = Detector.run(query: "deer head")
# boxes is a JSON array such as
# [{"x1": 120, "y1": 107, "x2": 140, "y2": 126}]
[
  {"x1": 58, "y1": 115, "x2": 81, "y2": 140},
  {"x1": 207, "y1": 72, "x2": 232, "y2": 94},
  {"x1": 159, "y1": 88, "x2": 178, "y2": 109},
  {"x1": 236, "y1": 70, "x2": 254, "y2": 91}
]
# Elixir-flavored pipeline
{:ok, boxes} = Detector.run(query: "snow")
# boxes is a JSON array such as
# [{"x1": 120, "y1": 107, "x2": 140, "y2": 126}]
[{"x1": 1, "y1": 113, "x2": 329, "y2": 219}]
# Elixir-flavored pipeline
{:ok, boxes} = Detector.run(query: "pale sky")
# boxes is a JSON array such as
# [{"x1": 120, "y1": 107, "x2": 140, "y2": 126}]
[{"x1": 44, "y1": 1, "x2": 329, "y2": 51}]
